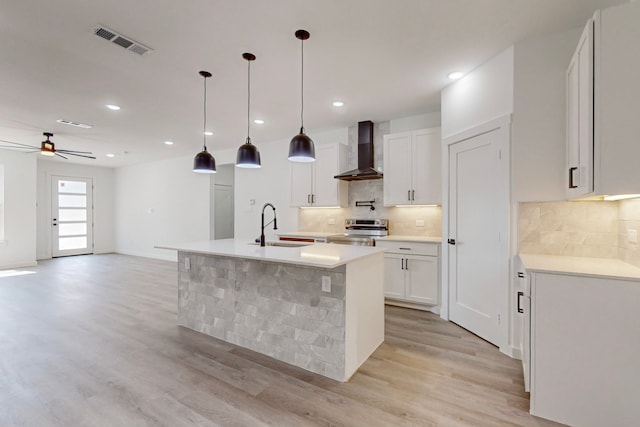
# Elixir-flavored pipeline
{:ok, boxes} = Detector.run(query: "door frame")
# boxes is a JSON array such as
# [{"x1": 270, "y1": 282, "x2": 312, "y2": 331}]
[{"x1": 441, "y1": 114, "x2": 512, "y2": 353}]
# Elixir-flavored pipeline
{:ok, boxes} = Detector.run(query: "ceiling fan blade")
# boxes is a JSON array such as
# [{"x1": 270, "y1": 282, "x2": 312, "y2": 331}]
[
  {"x1": 54, "y1": 152, "x2": 68, "y2": 159},
  {"x1": 0, "y1": 144, "x2": 38, "y2": 151},
  {"x1": 0, "y1": 139, "x2": 39, "y2": 149},
  {"x1": 56, "y1": 149, "x2": 94, "y2": 155},
  {"x1": 65, "y1": 152, "x2": 96, "y2": 160}
]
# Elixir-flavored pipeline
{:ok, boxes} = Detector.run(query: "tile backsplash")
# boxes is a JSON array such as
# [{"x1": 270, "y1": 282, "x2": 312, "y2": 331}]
[{"x1": 519, "y1": 198, "x2": 640, "y2": 268}]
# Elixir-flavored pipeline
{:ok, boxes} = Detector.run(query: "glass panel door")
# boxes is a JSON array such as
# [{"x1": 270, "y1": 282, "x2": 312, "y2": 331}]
[{"x1": 51, "y1": 176, "x2": 93, "y2": 257}]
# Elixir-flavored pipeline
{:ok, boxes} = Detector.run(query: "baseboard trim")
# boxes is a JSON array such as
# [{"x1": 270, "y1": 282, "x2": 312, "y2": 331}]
[{"x1": 0, "y1": 260, "x2": 38, "y2": 270}]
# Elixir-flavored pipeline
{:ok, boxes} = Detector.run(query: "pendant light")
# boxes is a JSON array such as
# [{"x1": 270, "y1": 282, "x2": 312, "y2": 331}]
[
  {"x1": 193, "y1": 70, "x2": 216, "y2": 173},
  {"x1": 288, "y1": 29, "x2": 315, "y2": 163},
  {"x1": 236, "y1": 53, "x2": 262, "y2": 168}
]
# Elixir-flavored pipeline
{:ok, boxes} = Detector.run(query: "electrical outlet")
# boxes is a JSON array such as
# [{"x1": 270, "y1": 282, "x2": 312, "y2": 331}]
[
  {"x1": 184, "y1": 257, "x2": 191, "y2": 270},
  {"x1": 328, "y1": 218, "x2": 336, "y2": 225},
  {"x1": 628, "y1": 229, "x2": 638, "y2": 244},
  {"x1": 321, "y1": 276, "x2": 331, "y2": 292},
  {"x1": 416, "y1": 219, "x2": 425, "y2": 227}
]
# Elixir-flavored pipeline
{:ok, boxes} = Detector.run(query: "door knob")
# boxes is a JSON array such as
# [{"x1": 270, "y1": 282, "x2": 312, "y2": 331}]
[{"x1": 447, "y1": 238, "x2": 456, "y2": 245}]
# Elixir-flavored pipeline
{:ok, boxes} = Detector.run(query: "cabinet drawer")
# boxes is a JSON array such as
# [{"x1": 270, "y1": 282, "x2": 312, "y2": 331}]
[{"x1": 376, "y1": 240, "x2": 439, "y2": 256}]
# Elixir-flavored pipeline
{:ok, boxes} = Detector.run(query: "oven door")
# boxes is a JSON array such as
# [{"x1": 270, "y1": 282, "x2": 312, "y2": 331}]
[{"x1": 326, "y1": 234, "x2": 375, "y2": 246}]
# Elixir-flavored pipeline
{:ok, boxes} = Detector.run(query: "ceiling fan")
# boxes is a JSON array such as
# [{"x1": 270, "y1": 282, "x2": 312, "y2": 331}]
[{"x1": 0, "y1": 132, "x2": 96, "y2": 159}]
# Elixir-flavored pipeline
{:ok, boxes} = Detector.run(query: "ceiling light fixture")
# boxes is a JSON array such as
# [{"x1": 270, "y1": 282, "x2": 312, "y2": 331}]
[
  {"x1": 254, "y1": 119, "x2": 264, "y2": 125},
  {"x1": 448, "y1": 71, "x2": 464, "y2": 80},
  {"x1": 193, "y1": 71, "x2": 216, "y2": 173},
  {"x1": 288, "y1": 29, "x2": 315, "y2": 163},
  {"x1": 106, "y1": 104, "x2": 121, "y2": 110},
  {"x1": 236, "y1": 53, "x2": 261, "y2": 168},
  {"x1": 332, "y1": 101, "x2": 344, "y2": 107},
  {"x1": 106, "y1": 153, "x2": 115, "y2": 158},
  {"x1": 204, "y1": 131, "x2": 213, "y2": 136},
  {"x1": 164, "y1": 141, "x2": 174, "y2": 145}
]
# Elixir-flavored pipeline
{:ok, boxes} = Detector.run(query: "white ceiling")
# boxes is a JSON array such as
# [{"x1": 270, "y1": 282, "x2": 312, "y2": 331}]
[{"x1": 0, "y1": 0, "x2": 626, "y2": 167}]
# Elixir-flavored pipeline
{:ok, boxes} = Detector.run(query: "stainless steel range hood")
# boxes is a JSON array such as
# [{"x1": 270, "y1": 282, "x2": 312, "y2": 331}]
[{"x1": 334, "y1": 120, "x2": 383, "y2": 181}]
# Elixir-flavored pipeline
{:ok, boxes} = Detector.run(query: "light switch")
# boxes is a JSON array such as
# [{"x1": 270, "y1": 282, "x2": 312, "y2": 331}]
[
  {"x1": 416, "y1": 219, "x2": 425, "y2": 227},
  {"x1": 628, "y1": 229, "x2": 638, "y2": 244},
  {"x1": 328, "y1": 218, "x2": 336, "y2": 225},
  {"x1": 184, "y1": 257, "x2": 191, "y2": 270}
]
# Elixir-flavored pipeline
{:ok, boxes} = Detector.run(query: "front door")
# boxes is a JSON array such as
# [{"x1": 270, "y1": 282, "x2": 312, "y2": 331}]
[
  {"x1": 448, "y1": 126, "x2": 508, "y2": 347},
  {"x1": 51, "y1": 176, "x2": 93, "y2": 257}
]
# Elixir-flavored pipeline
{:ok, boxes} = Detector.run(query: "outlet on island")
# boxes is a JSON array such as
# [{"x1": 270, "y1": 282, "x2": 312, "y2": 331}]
[
  {"x1": 415, "y1": 219, "x2": 425, "y2": 227},
  {"x1": 321, "y1": 276, "x2": 331, "y2": 292}
]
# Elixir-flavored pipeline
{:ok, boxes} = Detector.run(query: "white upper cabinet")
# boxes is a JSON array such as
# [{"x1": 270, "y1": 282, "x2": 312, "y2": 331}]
[
  {"x1": 290, "y1": 143, "x2": 348, "y2": 207},
  {"x1": 566, "y1": 21, "x2": 594, "y2": 199},
  {"x1": 383, "y1": 127, "x2": 441, "y2": 206},
  {"x1": 566, "y1": 3, "x2": 640, "y2": 198}
]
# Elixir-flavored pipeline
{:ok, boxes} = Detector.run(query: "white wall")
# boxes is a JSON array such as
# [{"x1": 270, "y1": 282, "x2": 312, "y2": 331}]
[
  {"x1": 513, "y1": 28, "x2": 582, "y2": 202},
  {"x1": 441, "y1": 46, "x2": 514, "y2": 139},
  {"x1": 114, "y1": 155, "x2": 211, "y2": 261},
  {"x1": 36, "y1": 160, "x2": 115, "y2": 259},
  {"x1": 234, "y1": 127, "x2": 348, "y2": 242},
  {"x1": 389, "y1": 112, "x2": 441, "y2": 133},
  {"x1": 0, "y1": 149, "x2": 37, "y2": 268}
]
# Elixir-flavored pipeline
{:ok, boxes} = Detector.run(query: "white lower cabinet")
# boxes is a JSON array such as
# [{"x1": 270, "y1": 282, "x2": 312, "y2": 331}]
[
  {"x1": 377, "y1": 240, "x2": 440, "y2": 308},
  {"x1": 523, "y1": 270, "x2": 640, "y2": 426}
]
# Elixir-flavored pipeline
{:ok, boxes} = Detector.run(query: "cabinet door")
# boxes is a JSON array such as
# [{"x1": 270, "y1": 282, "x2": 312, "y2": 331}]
[
  {"x1": 383, "y1": 254, "x2": 405, "y2": 299},
  {"x1": 412, "y1": 128, "x2": 441, "y2": 205},
  {"x1": 566, "y1": 20, "x2": 594, "y2": 199},
  {"x1": 383, "y1": 133, "x2": 412, "y2": 206},
  {"x1": 404, "y1": 255, "x2": 438, "y2": 305},
  {"x1": 312, "y1": 144, "x2": 340, "y2": 207},
  {"x1": 290, "y1": 162, "x2": 313, "y2": 207}
]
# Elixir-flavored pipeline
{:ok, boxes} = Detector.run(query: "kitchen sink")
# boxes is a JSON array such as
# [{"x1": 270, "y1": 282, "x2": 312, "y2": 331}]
[{"x1": 248, "y1": 241, "x2": 311, "y2": 248}]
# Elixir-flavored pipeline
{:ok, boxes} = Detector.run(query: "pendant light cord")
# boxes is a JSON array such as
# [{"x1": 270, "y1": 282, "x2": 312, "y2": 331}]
[
  {"x1": 247, "y1": 59, "x2": 251, "y2": 142},
  {"x1": 203, "y1": 75, "x2": 207, "y2": 151},
  {"x1": 300, "y1": 37, "x2": 304, "y2": 132}
]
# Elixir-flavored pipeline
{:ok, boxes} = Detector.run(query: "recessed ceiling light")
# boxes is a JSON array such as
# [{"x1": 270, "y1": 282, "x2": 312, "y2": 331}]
[
  {"x1": 106, "y1": 104, "x2": 121, "y2": 111},
  {"x1": 332, "y1": 101, "x2": 344, "y2": 107},
  {"x1": 164, "y1": 141, "x2": 174, "y2": 145},
  {"x1": 448, "y1": 71, "x2": 464, "y2": 80},
  {"x1": 106, "y1": 153, "x2": 115, "y2": 158},
  {"x1": 204, "y1": 131, "x2": 213, "y2": 136},
  {"x1": 254, "y1": 119, "x2": 265, "y2": 125}
]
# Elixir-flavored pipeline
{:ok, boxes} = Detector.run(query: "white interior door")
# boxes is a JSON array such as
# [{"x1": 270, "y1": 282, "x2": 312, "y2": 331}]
[
  {"x1": 448, "y1": 128, "x2": 508, "y2": 346},
  {"x1": 214, "y1": 184, "x2": 234, "y2": 239},
  {"x1": 51, "y1": 176, "x2": 93, "y2": 257}
]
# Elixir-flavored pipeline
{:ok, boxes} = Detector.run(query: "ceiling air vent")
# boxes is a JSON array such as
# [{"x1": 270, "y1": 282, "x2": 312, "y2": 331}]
[
  {"x1": 91, "y1": 25, "x2": 153, "y2": 56},
  {"x1": 56, "y1": 119, "x2": 93, "y2": 129}
]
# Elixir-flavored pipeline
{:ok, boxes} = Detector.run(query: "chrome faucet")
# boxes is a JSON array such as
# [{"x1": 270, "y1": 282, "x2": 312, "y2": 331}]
[{"x1": 260, "y1": 203, "x2": 277, "y2": 247}]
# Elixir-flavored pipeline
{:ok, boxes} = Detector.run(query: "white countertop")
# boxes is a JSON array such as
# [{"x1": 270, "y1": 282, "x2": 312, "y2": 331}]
[
  {"x1": 157, "y1": 239, "x2": 386, "y2": 268},
  {"x1": 376, "y1": 235, "x2": 442, "y2": 244},
  {"x1": 519, "y1": 253, "x2": 640, "y2": 281}
]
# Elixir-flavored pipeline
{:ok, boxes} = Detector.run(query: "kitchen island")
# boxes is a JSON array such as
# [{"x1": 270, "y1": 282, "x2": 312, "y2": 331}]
[{"x1": 157, "y1": 239, "x2": 385, "y2": 382}]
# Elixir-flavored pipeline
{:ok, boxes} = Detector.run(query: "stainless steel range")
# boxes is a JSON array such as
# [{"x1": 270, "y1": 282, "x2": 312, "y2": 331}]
[{"x1": 327, "y1": 218, "x2": 389, "y2": 246}]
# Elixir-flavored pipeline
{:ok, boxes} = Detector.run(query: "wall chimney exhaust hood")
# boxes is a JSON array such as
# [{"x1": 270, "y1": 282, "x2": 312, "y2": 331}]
[{"x1": 334, "y1": 120, "x2": 383, "y2": 181}]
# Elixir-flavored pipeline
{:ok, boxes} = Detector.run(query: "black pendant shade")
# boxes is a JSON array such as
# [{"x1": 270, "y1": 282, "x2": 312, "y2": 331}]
[
  {"x1": 193, "y1": 70, "x2": 216, "y2": 174},
  {"x1": 236, "y1": 52, "x2": 262, "y2": 168},
  {"x1": 236, "y1": 137, "x2": 261, "y2": 168},
  {"x1": 194, "y1": 147, "x2": 216, "y2": 173},
  {"x1": 288, "y1": 29, "x2": 315, "y2": 163},
  {"x1": 288, "y1": 128, "x2": 315, "y2": 162}
]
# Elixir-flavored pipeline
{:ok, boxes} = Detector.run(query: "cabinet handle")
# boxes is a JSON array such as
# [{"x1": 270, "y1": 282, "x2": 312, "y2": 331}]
[
  {"x1": 569, "y1": 167, "x2": 578, "y2": 189},
  {"x1": 517, "y1": 272, "x2": 525, "y2": 278},
  {"x1": 399, "y1": 247, "x2": 411, "y2": 251},
  {"x1": 411, "y1": 189, "x2": 415, "y2": 201},
  {"x1": 517, "y1": 291, "x2": 524, "y2": 314},
  {"x1": 407, "y1": 190, "x2": 411, "y2": 201},
  {"x1": 447, "y1": 238, "x2": 456, "y2": 245},
  {"x1": 312, "y1": 194, "x2": 315, "y2": 203},
  {"x1": 400, "y1": 258, "x2": 405, "y2": 270},
  {"x1": 405, "y1": 258, "x2": 409, "y2": 270}
]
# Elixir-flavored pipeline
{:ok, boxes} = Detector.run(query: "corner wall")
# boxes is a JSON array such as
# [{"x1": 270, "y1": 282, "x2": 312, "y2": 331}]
[{"x1": 0, "y1": 149, "x2": 36, "y2": 268}]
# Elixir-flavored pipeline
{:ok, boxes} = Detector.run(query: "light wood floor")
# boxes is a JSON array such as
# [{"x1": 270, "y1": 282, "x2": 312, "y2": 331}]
[{"x1": 0, "y1": 254, "x2": 561, "y2": 426}]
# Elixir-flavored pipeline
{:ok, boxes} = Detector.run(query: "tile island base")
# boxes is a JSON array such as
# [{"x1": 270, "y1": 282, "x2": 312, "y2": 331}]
[{"x1": 174, "y1": 243, "x2": 384, "y2": 381}]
